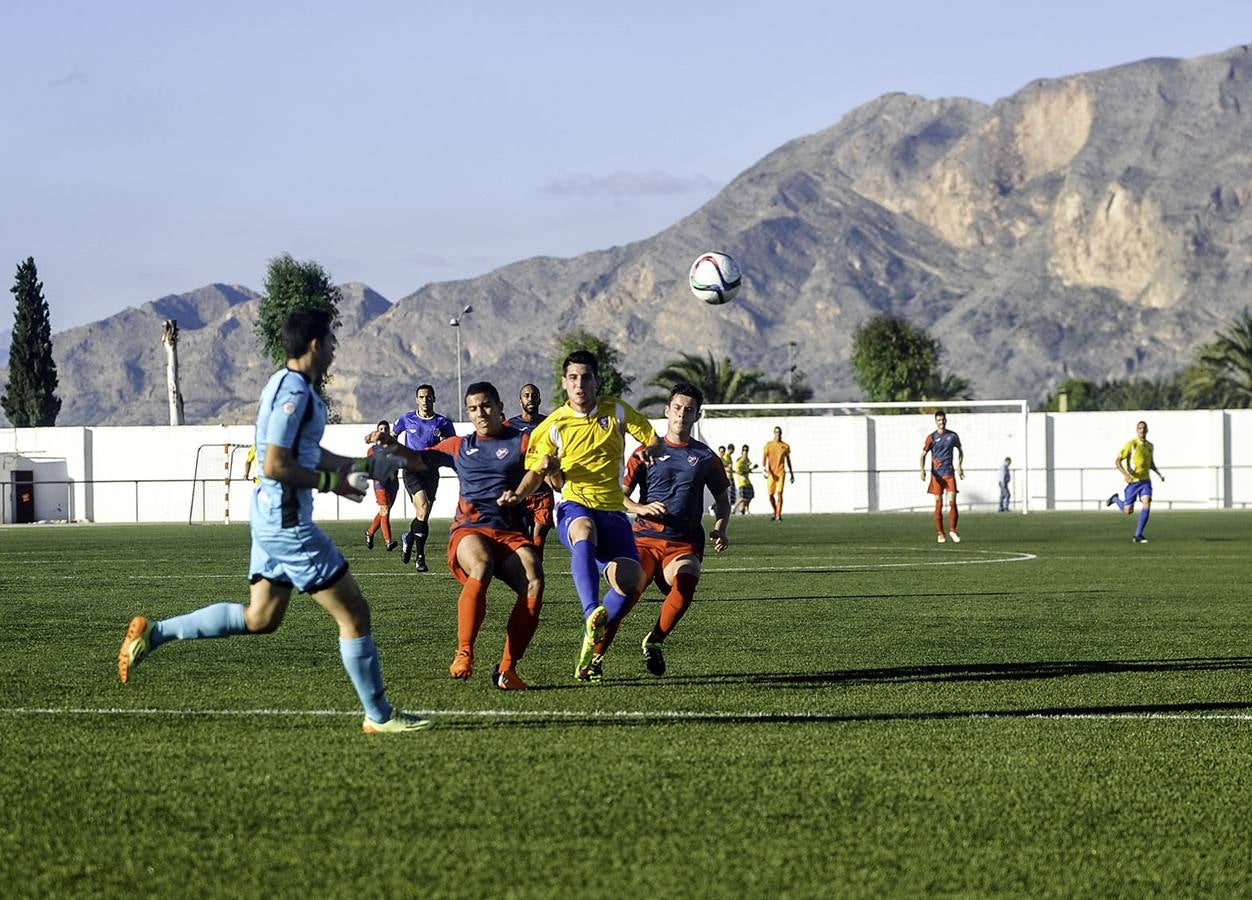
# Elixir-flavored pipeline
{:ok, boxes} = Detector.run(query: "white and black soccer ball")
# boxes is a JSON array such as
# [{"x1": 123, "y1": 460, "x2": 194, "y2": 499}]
[{"x1": 689, "y1": 251, "x2": 742, "y2": 305}]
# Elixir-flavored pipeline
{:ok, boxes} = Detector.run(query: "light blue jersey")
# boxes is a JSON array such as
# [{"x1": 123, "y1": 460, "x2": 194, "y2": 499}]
[
  {"x1": 249, "y1": 368, "x2": 346, "y2": 592},
  {"x1": 253, "y1": 368, "x2": 325, "y2": 529}
]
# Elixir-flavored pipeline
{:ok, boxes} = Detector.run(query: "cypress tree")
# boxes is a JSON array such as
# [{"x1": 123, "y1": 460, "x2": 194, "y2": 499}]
[{"x1": 2, "y1": 257, "x2": 61, "y2": 426}]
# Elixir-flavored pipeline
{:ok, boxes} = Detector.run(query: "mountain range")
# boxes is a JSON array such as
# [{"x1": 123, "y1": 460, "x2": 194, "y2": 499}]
[{"x1": 4, "y1": 44, "x2": 1252, "y2": 426}]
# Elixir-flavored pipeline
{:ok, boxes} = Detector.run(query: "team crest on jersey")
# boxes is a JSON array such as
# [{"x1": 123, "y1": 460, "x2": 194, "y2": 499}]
[
  {"x1": 688, "y1": 454, "x2": 699, "y2": 467},
  {"x1": 282, "y1": 401, "x2": 296, "y2": 415},
  {"x1": 495, "y1": 447, "x2": 510, "y2": 459},
  {"x1": 597, "y1": 416, "x2": 610, "y2": 431}
]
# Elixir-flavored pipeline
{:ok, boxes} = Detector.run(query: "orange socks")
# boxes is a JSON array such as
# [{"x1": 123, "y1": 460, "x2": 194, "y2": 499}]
[
  {"x1": 456, "y1": 578, "x2": 489, "y2": 654},
  {"x1": 933, "y1": 499, "x2": 944, "y2": 533},
  {"x1": 949, "y1": 500, "x2": 959, "y2": 532},
  {"x1": 656, "y1": 573, "x2": 699, "y2": 637},
  {"x1": 500, "y1": 594, "x2": 542, "y2": 670}
]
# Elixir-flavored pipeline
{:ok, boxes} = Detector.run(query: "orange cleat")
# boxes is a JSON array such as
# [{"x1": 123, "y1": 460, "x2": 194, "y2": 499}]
[
  {"x1": 494, "y1": 665, "x2": 528, "y2": 690},
  {"x1": 449, "y1": 649, "x2": 474, "y2": 679}
]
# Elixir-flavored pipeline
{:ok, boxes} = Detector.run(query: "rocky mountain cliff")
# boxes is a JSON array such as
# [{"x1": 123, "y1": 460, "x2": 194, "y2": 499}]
[{"x1": 7, "y1": 44, "x2": 1252, "y2": 425}]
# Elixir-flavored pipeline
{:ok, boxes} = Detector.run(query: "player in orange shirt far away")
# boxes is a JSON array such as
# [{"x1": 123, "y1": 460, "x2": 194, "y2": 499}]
[{"x1": 761, "y1": 426, "x2": 795, "y2": 522}]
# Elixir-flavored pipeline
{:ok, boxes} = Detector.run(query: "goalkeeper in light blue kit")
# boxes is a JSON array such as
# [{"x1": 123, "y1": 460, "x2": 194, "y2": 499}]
[{"x1": 117, "y1": 307, "x2": 429, "y2": 734}]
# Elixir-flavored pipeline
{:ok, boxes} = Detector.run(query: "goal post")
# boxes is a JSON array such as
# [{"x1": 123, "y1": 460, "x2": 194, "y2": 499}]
[
  {"x1": 691, "y1": 400, "x2": 1031, "y2": 515},
  {"x1": 188, "y1": 442, "x2": 253, "y2": 524}
]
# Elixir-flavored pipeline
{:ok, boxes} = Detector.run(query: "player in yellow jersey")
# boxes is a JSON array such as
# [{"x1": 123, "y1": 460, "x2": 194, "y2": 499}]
[
  {"x1": 1106, "y1": 419, "x2": 1164, "y2": 543},
  {"x1": 761, "y1": 426, "x2": 795, "y2": 521},
  {"x1": 501, "y1": 350, "x2": 660, "y2": 682}
]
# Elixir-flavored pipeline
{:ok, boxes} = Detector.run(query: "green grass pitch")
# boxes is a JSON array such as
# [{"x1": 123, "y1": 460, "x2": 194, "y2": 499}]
[{"x1": 2, "y1": 511, "x2": 1251, "y2": 898}]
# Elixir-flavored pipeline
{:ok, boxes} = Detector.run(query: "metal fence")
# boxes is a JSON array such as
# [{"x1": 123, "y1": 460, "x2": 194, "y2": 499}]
[{"x1": 5, "y1": 464, "x2": 1251, "y2": 524}]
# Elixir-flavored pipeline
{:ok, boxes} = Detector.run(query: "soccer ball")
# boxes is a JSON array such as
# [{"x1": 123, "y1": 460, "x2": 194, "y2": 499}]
[{"x1": 689, "y1": 251, "x2": 742, "y2": 305}]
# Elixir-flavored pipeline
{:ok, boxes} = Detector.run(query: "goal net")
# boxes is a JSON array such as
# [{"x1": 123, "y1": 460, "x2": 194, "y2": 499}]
[
  {"x1": 188, "y1": 443, "x2": 254, "y2": 524},
  {"x1": 690, "y1": 400, "x2": 1030, "y2": 515}
]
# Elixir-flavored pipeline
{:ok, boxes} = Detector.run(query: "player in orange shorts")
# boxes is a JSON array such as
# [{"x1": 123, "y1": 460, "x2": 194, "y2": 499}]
[
  {"x1": 761, "y1": 426, "x2": 795, "y2": 521},
  {"x1": 920, "y1": 409, "x2": 964, "y2": 543},
  {"x1": 363, "y1": 420, "x2": 399, "y2": 551},
  {"x1": 608, "y1": 382, "x2": 731, "y2": 676},
  {"x1": 392, "y1": 381, "x2": 545, "y2": 689}
]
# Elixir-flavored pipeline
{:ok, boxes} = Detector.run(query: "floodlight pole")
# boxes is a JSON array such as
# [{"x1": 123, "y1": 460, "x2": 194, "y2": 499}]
[{"x1": 449, "y1": 304, "x2": 473, "y2": 406}]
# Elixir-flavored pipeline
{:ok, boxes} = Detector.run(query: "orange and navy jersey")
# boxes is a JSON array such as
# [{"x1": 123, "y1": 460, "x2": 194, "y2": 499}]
[
  {"x1": 624, "y1": 436, "x2": 729, "y2": 543},
  {"x1": 923, "y1": 430, "x2": 962, "y2": 477},
  {"x1": 762, "y1": 439, "x2": 791, "y2": 477},
  {"x1": 421, "y1": 427, "x2": 529, "y2": 534}
]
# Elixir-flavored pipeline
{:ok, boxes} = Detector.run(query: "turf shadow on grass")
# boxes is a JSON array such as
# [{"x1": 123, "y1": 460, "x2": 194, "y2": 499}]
[{"x1": 656, "y1": 656, "x2": 1252, "y2": 689}]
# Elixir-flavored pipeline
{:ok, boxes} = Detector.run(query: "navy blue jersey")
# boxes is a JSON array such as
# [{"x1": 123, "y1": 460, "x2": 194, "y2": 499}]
[
  {"x1": 393, "y1": 410, "x2": 455, "y2": 452},
  {"x1": 421, "y1": 427, "x2": 529, "y2": 533},
  {"x1": 253, "y1": 368, "x2": 324, "y2": 528},
  {"x1": 623, "y1": 437, "x2": 730, "y2": 543},
  {"x1": 923, "y1": 430, "x2": 962, "y2": 477}
]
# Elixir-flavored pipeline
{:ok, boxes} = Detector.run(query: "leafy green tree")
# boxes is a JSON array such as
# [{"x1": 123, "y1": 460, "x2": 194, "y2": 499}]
[
  {"x1": 255, "y1": 253, "x2": 342, "y2": 416},
  {"x1": 638, "y1": 351, "x2": 786, "y2": 411},
  {"x1": 850, "y1": 314, "x2": 970, "y2": 403},
  {"x1": 2, "y1": 257, "x2": 61, "y2": 426},
  {"x1": 552, "y1": 330, "x2": 633, "y2": 400},
  {"x1": 1183, "y1": 309, "x2": 1252, "y2": 408},
  {"x1": 1044, "y1": 376, "x2": 1186, "y2": 411}
]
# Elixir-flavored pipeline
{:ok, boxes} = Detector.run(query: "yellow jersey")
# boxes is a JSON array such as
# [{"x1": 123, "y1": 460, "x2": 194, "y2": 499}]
[
  {"x1": 1118, "y1": 438, "x2": 1155, "y2": 481},
  {"x1": 524, "y1": 397, "x2": 656, "y2": 511}
]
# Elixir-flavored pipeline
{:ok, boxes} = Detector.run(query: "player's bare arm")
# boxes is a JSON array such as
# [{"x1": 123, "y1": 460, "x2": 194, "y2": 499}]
[
  {"x1": 957, "y1": 448, "x2": 965, "y2": 480},
  {"x1": 920, "y1": 450, "x2": 929, "y2": 480},
  {"x1": 500, "y1": 468, "x2": 547, "y2": 506},
  {"x1": 710, "y1": 489, "x2": 732, "y2": 552},
  {"x1": 624, "y1": 494, "x2": 667, "y2": 517}
]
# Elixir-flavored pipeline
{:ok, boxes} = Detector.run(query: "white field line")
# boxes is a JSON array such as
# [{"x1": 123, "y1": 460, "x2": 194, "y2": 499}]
[
  {"x1": 2, "y1": 706, "x2": 1249, "y2": 723},
  {"x1": 8, "y1": 549, "x2": 1037, "y2": 579}
]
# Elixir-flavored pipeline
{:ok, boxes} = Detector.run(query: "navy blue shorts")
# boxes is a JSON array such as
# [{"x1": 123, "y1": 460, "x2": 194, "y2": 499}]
[
  {"x1": 1122, "y1": 480, "x2": 1153, "y2": 506},
  {"x1": 555, "y1": 501, "x2": 639, "y2": 572}
]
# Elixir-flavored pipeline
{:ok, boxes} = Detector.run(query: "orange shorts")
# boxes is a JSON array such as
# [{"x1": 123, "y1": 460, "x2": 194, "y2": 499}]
[
  {"x1": 446, "y1": 527, "x2": 534, "y2": 584},
  {"x1": 927, "y1": 474, "x2": 959, "y2": 496},
  {"x1": 765, "y1": 474, "x2": 786, "y2": 495},
  {"x1": 635, "y1": 534, "x2": 702, "y2": 591},
  {"x1": 525, "y1": 490, "x2": 555, "y2": 528}
]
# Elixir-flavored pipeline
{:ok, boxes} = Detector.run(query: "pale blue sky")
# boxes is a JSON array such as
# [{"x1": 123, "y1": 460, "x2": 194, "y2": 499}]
[{"x1": 0, "y1": 1, "x2": 1243, "y2": 331}]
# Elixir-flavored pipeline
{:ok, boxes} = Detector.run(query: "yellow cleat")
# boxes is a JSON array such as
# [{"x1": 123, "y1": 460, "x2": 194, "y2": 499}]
[
  {"x1": 117, "y1": 615, "x2": 154, "y2": 684},
  {"x1": 574, "y1": 606, "x2": 607, "y2": 681},
  {"x1": 362, "y1": 711, "x2": 433, "y2": 734}
]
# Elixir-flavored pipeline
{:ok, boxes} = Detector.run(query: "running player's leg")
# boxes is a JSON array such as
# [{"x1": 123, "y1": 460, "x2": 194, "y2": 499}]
[
  {"x1": 495, "y1": 545, "x2": 544, "y2": 687},
  {"x1": 448, "y1": 532, "x2": 495, "y2": 678},
  {"x1": 558, "y1": 504, "x2": 602, "y2": 619},
  {"x1": 311, "y1": 570, "x2": 427, "y2": 732},
  {"x1": 118, "y1": 530, "x2": 293, "y2": 683}
]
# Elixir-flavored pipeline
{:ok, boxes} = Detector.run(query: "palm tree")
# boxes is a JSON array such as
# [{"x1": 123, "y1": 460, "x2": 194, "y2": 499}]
[
  {"x1": 638, "y1": 351, "x2": 786, "y2": 411},
  {"x1": 1183, "y1": 309, "x2": 1252, "y2": 408}
]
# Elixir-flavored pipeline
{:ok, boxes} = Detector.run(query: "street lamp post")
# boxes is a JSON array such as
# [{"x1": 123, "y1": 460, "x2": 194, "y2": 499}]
[{"x1": 449, "y1": 304, "x2": 473, "y2": 407}]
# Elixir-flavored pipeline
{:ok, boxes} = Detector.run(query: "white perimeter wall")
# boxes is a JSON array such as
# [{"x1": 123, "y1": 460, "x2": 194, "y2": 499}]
[{"x1": 2, "y1": 409, "x2": 1251, "y2": 523}]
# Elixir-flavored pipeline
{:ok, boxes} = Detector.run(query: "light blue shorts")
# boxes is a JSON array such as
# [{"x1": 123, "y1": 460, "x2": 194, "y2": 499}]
[{"x1": 249, "y1": 520, "x2": 348, "y2": 594}]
